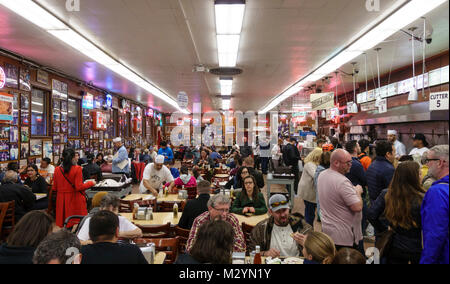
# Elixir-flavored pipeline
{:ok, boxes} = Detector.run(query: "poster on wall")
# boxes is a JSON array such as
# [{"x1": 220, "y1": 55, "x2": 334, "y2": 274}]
[
  {"x1": 52, "y1": 79, "x2": 61, "y2": 99},
  {"x1": 43, "y1": 141, "x2": 53, "y2": 159},
  {"x1": 30, "y1": 139, "x2": 42, "y2": 156},
  {"x1": 0, "y1": 92, "x2": 13, "y2": 122},
  {"x1": 0, "y1": 125, "x2": 9, "y2": 138},
  {"x1": 19, "y1": 68, "x2": 31, "y2": 91},
  {"x1": 37, "y1": 70, "x2": 49, "y2": 85},
  {"x1": 4, "y1": 63, "x2": 18, "y2": 89},
  {"x1": 60, "y1": 82, "x2": 68, "y2": 99}
]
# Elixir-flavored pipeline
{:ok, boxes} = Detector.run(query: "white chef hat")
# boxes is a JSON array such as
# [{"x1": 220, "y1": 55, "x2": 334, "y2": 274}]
[
  {"x1": 155, "y1": 155, "x2": 165, "y2": 164},
  {"x1": 113, "y1": 137, "x2": 122, "y2": 143},
  {"x1": 387, "y1": 130, "x2": 397, "y2": 136}
]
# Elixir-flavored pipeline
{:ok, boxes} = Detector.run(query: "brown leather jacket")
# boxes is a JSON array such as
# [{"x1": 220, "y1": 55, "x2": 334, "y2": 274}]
[{"x1": 248, "y1": 212, "x2": 312, "y2": 254}]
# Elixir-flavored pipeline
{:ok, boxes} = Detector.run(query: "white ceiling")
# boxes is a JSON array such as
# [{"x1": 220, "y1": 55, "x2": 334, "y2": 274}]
[{"x1": 0, "y1": 0, "x2": 448, "y2": 113}]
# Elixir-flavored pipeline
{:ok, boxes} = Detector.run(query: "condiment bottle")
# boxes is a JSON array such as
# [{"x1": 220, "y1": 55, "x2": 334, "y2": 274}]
[
  {"x1": 254, "y1": 245, "x2": 262, "y2": 264},
  {"x1": 173, "y1": 202, "x2": 178, "y2": 218}
]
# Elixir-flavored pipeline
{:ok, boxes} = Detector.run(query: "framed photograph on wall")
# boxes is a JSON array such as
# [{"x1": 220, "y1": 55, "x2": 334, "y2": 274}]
[
  {"x1": 43, "y1": 141, "x2": 53, "y2": 159},
  {"x1": 9, "y1": 126, "x2": 18, "y2": 143},
  {"x1": 0, "y1": 125, "x2": 9, "y2": 139},
  {"x1": 37, "y1": 70, "x2": 49, "y2": 85},
  {"x1": 53, "y1": 145, "x2": 60, "y2": 156},
  {"x1": 19, "y1": 68, "x2": 31, "y2": 92},
  {"x1": 4, "y1": 63, "x2": 18, "y2": 89},
  {"x1": 20, "y1": 143, "x2": 29, "y2": 159},
  {"x1": 53, "y1": 134, "x2": 60, "y2": 144},
  {"x1": 10, "y1": 144, "x2": 19, "y2": 160},
  {"x1": 12, "y1": 92, "x2": 19, "y2": 125},
  {"x1": 30, "y1": 139, "x2": 42, "y2": 156},
  {"x1": 60, "y1": 122, "x2": 67, "y2": 133},
  {"x1": 53, "y1": 123, "x2": 60, "y2": 134},
  {"x1": 20, "y1": 93, "x2": 29, "y2": 109},
  {"x1": 20, "y1": 127, "x2": 29, "y2": 143}
]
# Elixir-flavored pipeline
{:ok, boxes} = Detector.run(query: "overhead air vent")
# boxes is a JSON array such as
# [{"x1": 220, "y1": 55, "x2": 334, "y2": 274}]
[{"x1": 209, "y1": 67, "x2": 243, "y2": 76}]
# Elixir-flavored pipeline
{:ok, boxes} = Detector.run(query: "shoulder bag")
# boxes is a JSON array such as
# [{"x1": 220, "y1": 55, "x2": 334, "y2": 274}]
[{"x1": 59, "y1": 167, "x2": 90, "y2": 209}]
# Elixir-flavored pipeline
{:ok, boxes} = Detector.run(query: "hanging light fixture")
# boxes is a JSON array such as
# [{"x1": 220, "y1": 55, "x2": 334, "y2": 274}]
[
  {"x1": 421, "y1": 18, "x2": 427, "y2": 99},
  {"x1": 334, "y1": 71, "x2": 339, "y2": 107},
  {"x1": 374, "y1": 48, "x2": 382, "y2": 106},
  {"x1": 351, "y1": 62, "x2": 358, "y2": 114},
  {"x1": 408, "y1": 27, "x2": 419, "y2": 101},
  {"x1": 321, "y1": 109, "x2": 326, "y2": 118}
]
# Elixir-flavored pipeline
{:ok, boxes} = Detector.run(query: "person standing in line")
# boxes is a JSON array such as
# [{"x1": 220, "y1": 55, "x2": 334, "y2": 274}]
[
  {"x1": 357, "y1": 139, "x2": 372, "y2": 171},
  {"x1": 298, "y1": 148, "x2": 322, "y2": 226},
  {"x1": 317, "y1": 149, "x2": 364, "y2": 254},
  {"x1": 259, "y1": 137, "x2": 271, "y2": 175},
  {"x1": 420, "y1": 145, "x2": 449, "y2": 264},
  {"x1": 271, "y1": 139, "x2": 283, "y2": 169},
  {"x1": 283, "y1": 138, "x2": 301, "y2": 195},
  {"x1": 112, "y1": 137, "x2": 130, "y2": 176},
  {"x1": 366, "y1": 140, "x2": 396, "y2": 205},
  {"x1": 387, "y1": 130, "x2": 406, "y2": 159}
]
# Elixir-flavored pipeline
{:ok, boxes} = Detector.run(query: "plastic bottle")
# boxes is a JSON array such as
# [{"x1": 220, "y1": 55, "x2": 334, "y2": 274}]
[
  {"x1": 254, "y1": 245, "x2": 262, "y2": 264},
  {"x1": 173, "y1": 203, "x2": 178, "y2": 218}
]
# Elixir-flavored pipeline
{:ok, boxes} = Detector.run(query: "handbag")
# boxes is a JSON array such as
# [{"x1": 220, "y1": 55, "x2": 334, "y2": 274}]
[
  {"x1": 59, "y1": 167, "x2": 90, "y2": 208},
  {"x1": 375, "y1": 229, "x2": 395, "y2": 258}
]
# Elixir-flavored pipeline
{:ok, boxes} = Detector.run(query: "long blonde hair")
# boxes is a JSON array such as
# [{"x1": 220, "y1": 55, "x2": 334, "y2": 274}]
[
  {"x1": 304, "y1": 148, "x2": 323, "y2": 165},
  {"x1": 304, "y1": 231, "x2": 336, "y2": 264}
]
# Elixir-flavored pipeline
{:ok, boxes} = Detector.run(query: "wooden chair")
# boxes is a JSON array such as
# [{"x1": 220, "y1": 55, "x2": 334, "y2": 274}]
[
  {"x1": 241, "y1": 222, "x2": 254, "y2": 252},
  {"x1": 174, "y1": 226, "x2": 190, "y2": 254},
  {"x1": 157, "y1": 201, "x2": 179, "y2": 212},
  {"x1": 119, "y1": 198, "x2": 142, "y2": 213},
  {"x1": 184, "y1": 187, "x2": 197, "y2": 200},
  {"x1": 136, "y1": 222, "x2": 172, "y2": 238},
  {"x1": 0, "y1": 201, "x2": 15, "y2": 242},
  {"x1": 47, "y1": 187, "x2": 57, "y2": 218},
  {"x1": 0, "y1": 203, "x2": 9, "y2": 243},
  {"x1": 133, "y1": 237, "x2": 179, "y2": 264}
]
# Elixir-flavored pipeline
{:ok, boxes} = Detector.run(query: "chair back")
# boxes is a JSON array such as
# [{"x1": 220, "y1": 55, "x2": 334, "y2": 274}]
[
  {"x1": 137, "y1": 222, "x2": 172, "y2": 238},
  {"x1": 0, "y1": 201, "x2": 15, "y2": 242},
  {"x1": 157, "y1": 201, "x2": 183, "y2": 212},
  {"x1": 47, "y1": 186, "x2": 57, "y2": 218},
  {"x1": 184, "y1": 187, "x2": 197, "y2": 200},
  {"x1": 119, "y1": 198, "x2": 142, "y2": 213},
  {"x1": 0, "y1": 203, "x2": 9, "y2": 240},
  {"x1": 133, "y1": 237, "x2": 179, "y2": 264},
  {"x1": 174, "y1": 226, "x2": 190, "y2": 254},
  {"x1": 241, "y1": 222, "x2": 254, "y2": 252}
]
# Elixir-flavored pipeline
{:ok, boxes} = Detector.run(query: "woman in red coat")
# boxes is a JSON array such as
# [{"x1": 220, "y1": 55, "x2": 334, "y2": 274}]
[{"x1": 52, "y1": 148, "x2": 96, "y2": 227}]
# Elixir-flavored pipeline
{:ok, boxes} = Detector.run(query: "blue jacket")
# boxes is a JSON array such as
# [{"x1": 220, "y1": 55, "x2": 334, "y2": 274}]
[
  {"x1": 112, "y1": 146, "x2": 130, "y2": 174},
  {"x1": 366, "y1": 157, "x2": 395, "y2": 202},
  {"x1": 158, "y1": 147, "x2": 174, "y2": 163},
  {"x1": 420, "y1": 175, "x2": 449, "y2": 264},
  {"x1": 170, "y1": 167, "x2": 180, "y2": 179},
  {"x1": 345, "y1": 157, "x2": 367, "y2": 187}
]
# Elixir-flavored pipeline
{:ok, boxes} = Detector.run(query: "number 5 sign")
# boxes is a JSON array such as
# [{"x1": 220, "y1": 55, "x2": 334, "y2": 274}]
[{"x1": 430, "y1": 91, "x2": 449, "y2": 111}]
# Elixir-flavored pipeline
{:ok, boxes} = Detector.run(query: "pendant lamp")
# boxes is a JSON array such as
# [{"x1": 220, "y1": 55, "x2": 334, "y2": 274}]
[{"x1": 408, "y1": 27, "x2": 418, "y2": 101}]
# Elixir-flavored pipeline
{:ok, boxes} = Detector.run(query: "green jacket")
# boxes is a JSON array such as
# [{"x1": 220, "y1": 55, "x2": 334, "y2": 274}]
[{"x1": 231, "y1": 192, "x2": 268, "y2": 215}]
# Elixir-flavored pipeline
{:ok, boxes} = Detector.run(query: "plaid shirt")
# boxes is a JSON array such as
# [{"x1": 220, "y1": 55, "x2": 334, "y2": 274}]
[{"x1": 186, "y1": 211, "x2": 246, "y2": 253}]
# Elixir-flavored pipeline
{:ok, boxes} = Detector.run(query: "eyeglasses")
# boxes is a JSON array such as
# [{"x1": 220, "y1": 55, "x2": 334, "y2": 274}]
[
  {"x1": 270, "y1": 200, "x2": 288, "y2": 207},
  {"x1": 244, "y1": 181, "x2": 254, "y2": 185},
  {"x1": 213, "y1": 207, "x2": 229, "y2": 213},
  {"x1": 425, "y1": 158, "x2": 440, "y2": 164}
]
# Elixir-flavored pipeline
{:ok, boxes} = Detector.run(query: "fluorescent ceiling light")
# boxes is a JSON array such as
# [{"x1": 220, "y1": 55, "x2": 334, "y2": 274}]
[
  {"x1": 215, "y1": 4, "x2": 245, "y2": 34},
  {"x1": 220, "y1": 78, "x2": 233, "y2": 96},
  {"x1": 217, "y1": 35, "x2": 240, "y2": 67},
  {"x1": 259, "y1": 0, "x2": 446, "y2": 113},
  {"x1": 0, "y1": 0, "x2": 187, "y2": 113},
  {"x1": 222, "y1": 99, "x2": 231, "y2": 110}
]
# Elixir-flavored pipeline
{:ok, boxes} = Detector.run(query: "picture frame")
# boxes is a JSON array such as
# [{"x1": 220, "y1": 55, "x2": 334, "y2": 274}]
[
  {"x1": 36, "y1": 70, "x2": 49, "y2": 85},
  {"x1": 53, "y1": 134, "x2": 60, "y2": 144},
  {"x1": 0, "y1": 140, "x2": 9, "y2": 151},
  {"x1": 53, "y1": 145, "x2": 60, "y2": 156},
  {"x1": 9, "y1": 144, "x2": 19, "y2": 160},
  {"x1": 19, "y1": 67, "x2": 31, "y2": 92},
  {"x1": 21, "y1": 93, "x2": 29, "y2": 109},
  {"x1": 30, "y1": 139, "x2": 42, "y2": 156},
  {"x1": 43, "y1": 141, "x2": 53, "y2": 159},
  {"x1": 61, "y1": 122, "x2": 67, "y2": 133},
  {"x1": 9, "y1": 126, "x2": 18, "y2": 143},
  {"x1": 4, "y1": 63, "x2": 18, "y2": 89},
  {"x1": 20, "y1": 127, "x2": 29, "y2": 143},
  {"x1": 0, "y1": 125, "x2": 9, "y2": 139},
  {"x1": 53, "y1": 123, "x2": 60, "y2": 134},
  {"x1": 12, "y1": 92, "x2": 19, "y2": 125},
  {"x1": 20, "y1": 143, "x2": 29, "y2": 159}
]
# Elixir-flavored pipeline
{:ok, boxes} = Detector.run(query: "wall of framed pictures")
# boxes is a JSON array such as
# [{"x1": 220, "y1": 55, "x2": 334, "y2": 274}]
[{"x1": 0, "y1": 53, "x2": 159, "y2": 171}]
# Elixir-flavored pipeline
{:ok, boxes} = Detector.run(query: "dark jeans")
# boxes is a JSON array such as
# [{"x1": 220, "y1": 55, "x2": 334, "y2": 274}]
[
  {"x1": 260, "y1": 157, "x2": 269, "y2": 174},
  {"x1": 292, "y1": 164, "x2": 299, "y2": 195},
  {"x1": 304, "y1": 200, "x2": 317, "y2": 226},
  {"x1": 254, "y1": 155, "x2": 261, "y2": 170}
]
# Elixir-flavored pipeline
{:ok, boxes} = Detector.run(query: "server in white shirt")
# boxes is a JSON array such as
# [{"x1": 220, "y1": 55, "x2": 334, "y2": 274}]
[
  {"x1": 387, "y1": 130, "x2": 406, "y2": 158},
  {"x1": 409, "y1": 133, "x2": 430, "y2": 157},
  {"x1": 139, "y1": 155, "x2": 174, "y2": 194}
]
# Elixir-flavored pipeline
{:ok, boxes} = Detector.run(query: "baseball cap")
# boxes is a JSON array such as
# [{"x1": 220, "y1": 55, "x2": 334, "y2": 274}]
[
  {"x1": 269, "y1": 194, "x2": 290, "y2": 212},
  {"x1": 155, "y1": 155, "x2": 165, "y2": 164}
]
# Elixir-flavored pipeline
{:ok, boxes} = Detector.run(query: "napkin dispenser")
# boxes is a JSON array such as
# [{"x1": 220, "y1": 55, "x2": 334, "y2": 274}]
[
  {"x1": 232, "y1": 252, "x2": 246, "y2": 264},
  {"x1": 134, "y1": 207, "x2": 150, "y2": 220},
  {"x1": 179, "y1": 190, "x2": 188, "y2": 199}
]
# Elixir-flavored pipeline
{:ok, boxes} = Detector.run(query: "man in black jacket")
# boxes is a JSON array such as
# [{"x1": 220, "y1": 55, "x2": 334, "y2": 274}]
[
  {"x1": 283, "y1": 138, "x2": 301, "y2": 195},
  {"x1": 178, "y1": 180, "x2": 211, "y2": 229},
  {"x1": 0, "y1": 171, "x2": 36, "y2": 221}
]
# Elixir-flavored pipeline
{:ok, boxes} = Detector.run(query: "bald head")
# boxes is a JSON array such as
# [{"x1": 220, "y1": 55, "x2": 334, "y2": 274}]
[{"x1": 330, "y1": 149, "x2": 353, "y2": 175}]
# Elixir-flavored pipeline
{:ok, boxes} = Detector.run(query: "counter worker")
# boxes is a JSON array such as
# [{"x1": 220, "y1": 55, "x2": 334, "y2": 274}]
[
  {"x1": 112, "y1": 137, "x2": 130, "y2": 176},
  {"x1": 387, "y1": 130, "x2": 406, "y2": 159}
]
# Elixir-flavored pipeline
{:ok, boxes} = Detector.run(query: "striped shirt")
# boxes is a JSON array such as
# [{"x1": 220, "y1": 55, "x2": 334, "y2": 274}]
[{"x1": 186, "y1": 211, "x2": 246, "y2": 253}]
